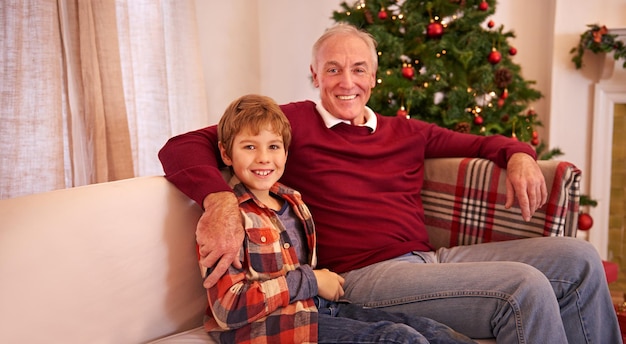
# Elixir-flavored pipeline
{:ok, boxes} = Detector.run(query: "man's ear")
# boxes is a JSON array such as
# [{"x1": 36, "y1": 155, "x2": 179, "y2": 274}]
[
  {"x1": 218, "y1": 141, "x2": 232, "y2": 166},
  {"x1": 310, "y1": 65, "x2": 319, "y2": 88}
]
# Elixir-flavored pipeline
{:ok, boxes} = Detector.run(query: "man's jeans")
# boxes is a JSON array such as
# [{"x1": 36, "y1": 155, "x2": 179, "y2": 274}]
[
  {"x1": 341, "y1": 237, "x2": 622, "y2": 344},
  {"x1": 316, "y1": 297, "x2": 477, "y2": 344}
]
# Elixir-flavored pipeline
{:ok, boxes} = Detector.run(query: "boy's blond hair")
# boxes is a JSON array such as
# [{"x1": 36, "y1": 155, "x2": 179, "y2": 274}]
[{"x1": 218, "y1": 94, "x2": 292, "y2": 158}]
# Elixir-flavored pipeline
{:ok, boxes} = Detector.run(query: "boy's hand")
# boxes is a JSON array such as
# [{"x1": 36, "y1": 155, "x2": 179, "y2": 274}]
[{"x1": 313, "y1": 268, "x2": 345, "y2": 301}]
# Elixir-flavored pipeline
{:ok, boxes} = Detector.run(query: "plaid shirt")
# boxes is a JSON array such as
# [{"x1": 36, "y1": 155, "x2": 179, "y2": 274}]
[{"x1": 204, "y1": 178, "x2": 318, "y2": 343}]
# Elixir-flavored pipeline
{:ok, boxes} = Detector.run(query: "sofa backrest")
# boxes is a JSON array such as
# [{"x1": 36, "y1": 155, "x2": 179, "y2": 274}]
[{"x1": 0, "y1": 176, "x2": 205, "y2": 343}]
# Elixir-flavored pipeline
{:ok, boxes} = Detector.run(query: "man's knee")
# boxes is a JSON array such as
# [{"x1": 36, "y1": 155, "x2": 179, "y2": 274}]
[
  {"x1": 500, "y1": 261, "x2": 553, "y2": 294},
  {"x1": 536, "y1": 237, "x2": 599, "y2": 261}
]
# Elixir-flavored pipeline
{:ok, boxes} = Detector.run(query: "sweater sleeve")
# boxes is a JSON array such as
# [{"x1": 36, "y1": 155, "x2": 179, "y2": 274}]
[
  {"x1": 157, "y1": 126, "x2": 232, "y2": 206},
  {"x1": 420, "y1": 121, "x2": 536, "y2": 168}
]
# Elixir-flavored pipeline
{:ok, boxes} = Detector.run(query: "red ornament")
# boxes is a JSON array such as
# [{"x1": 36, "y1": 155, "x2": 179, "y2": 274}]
[
  {"x1": 511, "y1": 133, "x2": 518, "y2": 141},
  {"x1": 509, "y1": 47, "x2": 517, "y2": 56},
  {"x1": 532, "y1": 130, "x2": 539, "y2": 139},
  {"x1": 497, "y1": 98, "x2": 505, "y2": 107},
  {"x1": 488, "y1": 49, "x2": 502, "y2": 64},
  {"x1": 500, "y1": 88, "x2": 509, "y2": 99},
  {"x1": 401, "y1": 65, "x2": 415, "y2": 79},
  {"x1": 378, "y1": 10, "x2": 388, "y2": 20},
  {"x1": 578, "y1": 213, "x2": 594, "y2": 231},
  {"x1": 531, "y1": 137, "x2": 539, "y2": 146},
  {"x1": 396, "y1": 106, "x2": 408, "y2": 118},
  {"x1": 427, "y1": 22, "x2": 444, "y2": 39},
  {"x1": 592, "y1": 25, "x2": 609, "y2": 43},
  {"x1": 487, "y1": 20, "x2": 495, "y2": 28},
  {"x1": 473, "y1": 115, "x2": 484, "y2": 125},
  {"x1": 478, "y1": 1, "x2": 489, "y2": 11}
]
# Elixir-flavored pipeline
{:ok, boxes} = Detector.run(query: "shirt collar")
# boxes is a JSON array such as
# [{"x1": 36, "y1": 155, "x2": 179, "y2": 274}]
[
  {"x1": 315, "y1": 103, "x2": 377, "y2": 133},
  {"x1": 228, "y1": 174, "x2": 281, "y2": 206}
]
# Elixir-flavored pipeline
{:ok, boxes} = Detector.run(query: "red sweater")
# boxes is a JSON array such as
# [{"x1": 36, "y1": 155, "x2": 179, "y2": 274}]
[{"x1": 159, "y1": 100, "x2": 536, "y2": 273}]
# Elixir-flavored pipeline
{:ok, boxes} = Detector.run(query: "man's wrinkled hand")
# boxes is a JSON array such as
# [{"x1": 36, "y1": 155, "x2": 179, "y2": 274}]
[
  {"x1": 198, "y1": 191, "x2": 244, "y2": 288},
  {"x1": 505, "y1": 153, "x2": 548, "y2": 222}
]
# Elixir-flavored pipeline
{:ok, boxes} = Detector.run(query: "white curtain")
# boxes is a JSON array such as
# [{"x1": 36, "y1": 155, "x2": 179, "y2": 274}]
[{"x1": 0, "y1": 0, "x2": 208, "y2": 199}]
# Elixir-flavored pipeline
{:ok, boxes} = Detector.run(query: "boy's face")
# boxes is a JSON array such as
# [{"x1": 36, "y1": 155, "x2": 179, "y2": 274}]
[{"x1": 219, "y1": 127, "x2": 287, "y2": 196}]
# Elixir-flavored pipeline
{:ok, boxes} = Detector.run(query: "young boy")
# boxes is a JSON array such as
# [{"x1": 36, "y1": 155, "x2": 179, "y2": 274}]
[{"x1": 203, "y1": 94, "x2": 475, "y2": 344}]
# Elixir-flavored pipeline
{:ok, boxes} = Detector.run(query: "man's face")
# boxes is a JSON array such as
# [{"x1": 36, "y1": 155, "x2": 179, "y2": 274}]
[{"x1": 311, "y1": 34, "x2": 377, "y2": 125}]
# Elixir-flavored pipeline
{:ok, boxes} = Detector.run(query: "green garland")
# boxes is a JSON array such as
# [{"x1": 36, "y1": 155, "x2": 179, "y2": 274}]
[{"x1": 570, "y1": 24, "x2": 626, "y2": 69}]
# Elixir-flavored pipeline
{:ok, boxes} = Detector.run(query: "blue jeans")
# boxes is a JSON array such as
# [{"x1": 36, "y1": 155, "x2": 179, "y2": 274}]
[
  {"x1": 341, "y1": 237, "x2": 622, "y2": 344},
  {"x1": 315, "y1": 297, "x2": 477, "y2": 344}
]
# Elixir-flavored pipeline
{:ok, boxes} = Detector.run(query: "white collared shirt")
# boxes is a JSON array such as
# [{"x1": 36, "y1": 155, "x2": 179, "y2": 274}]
[{"x1": 315, "y1": 103, "x2": 377, "y2": 133}]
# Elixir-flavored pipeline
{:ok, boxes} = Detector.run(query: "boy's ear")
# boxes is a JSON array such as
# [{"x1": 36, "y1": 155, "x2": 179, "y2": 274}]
[{"x1": 218, "y1": 141, "x2": 232, "y2": 166}]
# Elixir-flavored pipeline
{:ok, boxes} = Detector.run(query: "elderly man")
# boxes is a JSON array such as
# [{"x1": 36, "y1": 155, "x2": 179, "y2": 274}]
[{"x1": 159, "y1": 24, "x2": 621, "y2": 343}]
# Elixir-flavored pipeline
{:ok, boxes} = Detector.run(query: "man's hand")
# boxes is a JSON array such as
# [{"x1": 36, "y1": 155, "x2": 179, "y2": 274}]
[
  {"x1": 313, "y1": 268, "x2": 345, "y2": 301},
  {"x1": 505, "y1": 153, "x2": 548, "y2": 222},
  {"x1": 199, "y1": 191, "x2": 244, "y2": 288}
]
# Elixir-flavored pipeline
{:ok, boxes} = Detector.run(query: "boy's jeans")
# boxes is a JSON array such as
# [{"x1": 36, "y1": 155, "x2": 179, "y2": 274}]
[
  {"x1": 341, "y1": 237, "x2": 622, "y2": 344},
  {"x1": 316, "y1": 297, "x2": 477, "y2": 344}
]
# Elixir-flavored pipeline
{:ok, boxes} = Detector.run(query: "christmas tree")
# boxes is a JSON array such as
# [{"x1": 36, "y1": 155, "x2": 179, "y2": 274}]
[
  {"x1": 334, "y1": 0, "x2": 596, "y2": 228},
  {"x1": 332, "y1": 0, "x2": 543, "y2": 144}
]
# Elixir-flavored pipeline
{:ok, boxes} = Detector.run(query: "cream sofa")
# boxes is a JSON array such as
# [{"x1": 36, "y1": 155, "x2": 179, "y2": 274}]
[{"x1": 0, "y1": 158, "x2": 581, "y2": 343}]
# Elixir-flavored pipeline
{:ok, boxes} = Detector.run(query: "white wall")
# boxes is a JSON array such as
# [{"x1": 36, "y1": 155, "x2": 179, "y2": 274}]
[
  {"x1": 257, "y1": 1, "x2": 341, "y2": 106},
  {"x1": 194, "y1": 0, "x2": 262, "y2": 125},
  {"x1": 549, "y1": 0, "x2": 626, "y2": 257},
  {"x1": 550, "y1": 0, "x2": 626, "y2": 186},
  {"x1": 194, "y1": 0, "x2": 342, "y2": 125},
  {"x1": 490, "y1": 0, "x2": 555, "y2": 145}
]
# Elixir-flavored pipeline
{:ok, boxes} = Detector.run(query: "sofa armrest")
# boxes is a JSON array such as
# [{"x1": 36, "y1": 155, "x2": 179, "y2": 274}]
[{"x1": 422, "y1": 158, "x2": 581, "y2": 249}]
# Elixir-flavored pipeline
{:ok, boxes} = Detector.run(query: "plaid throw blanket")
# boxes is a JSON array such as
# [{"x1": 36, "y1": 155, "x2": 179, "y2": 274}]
[{"x1": 422, "y1": 158, "x2": 581, "y2": 249}]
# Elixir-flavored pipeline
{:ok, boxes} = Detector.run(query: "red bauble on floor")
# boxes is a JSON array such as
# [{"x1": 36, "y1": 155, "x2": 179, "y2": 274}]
[{"x1": 578, "y1": 212, "x2": 594, "y2": 231}]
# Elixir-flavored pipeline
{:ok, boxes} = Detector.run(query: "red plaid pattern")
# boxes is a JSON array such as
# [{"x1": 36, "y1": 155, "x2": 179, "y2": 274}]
[
  {"x1": 422, "y1": 158, "x2": 581, "y2": 248},
  {"x1": 204, "y1": 181, "x2": 318, "y2": 343}
]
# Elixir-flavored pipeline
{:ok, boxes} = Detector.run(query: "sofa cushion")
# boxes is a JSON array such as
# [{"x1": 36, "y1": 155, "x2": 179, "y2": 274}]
[
  {"x1": 148, "y1": 326, "x2": 497, "y2": 343},
  {"x1": 149, "y1": 326, "x2": 214, "y2": 343}
]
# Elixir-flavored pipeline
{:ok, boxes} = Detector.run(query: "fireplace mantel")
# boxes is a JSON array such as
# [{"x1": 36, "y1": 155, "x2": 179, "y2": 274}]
[{"x1": 588, "y1": 28, "x2": 626, "y2": 260}]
